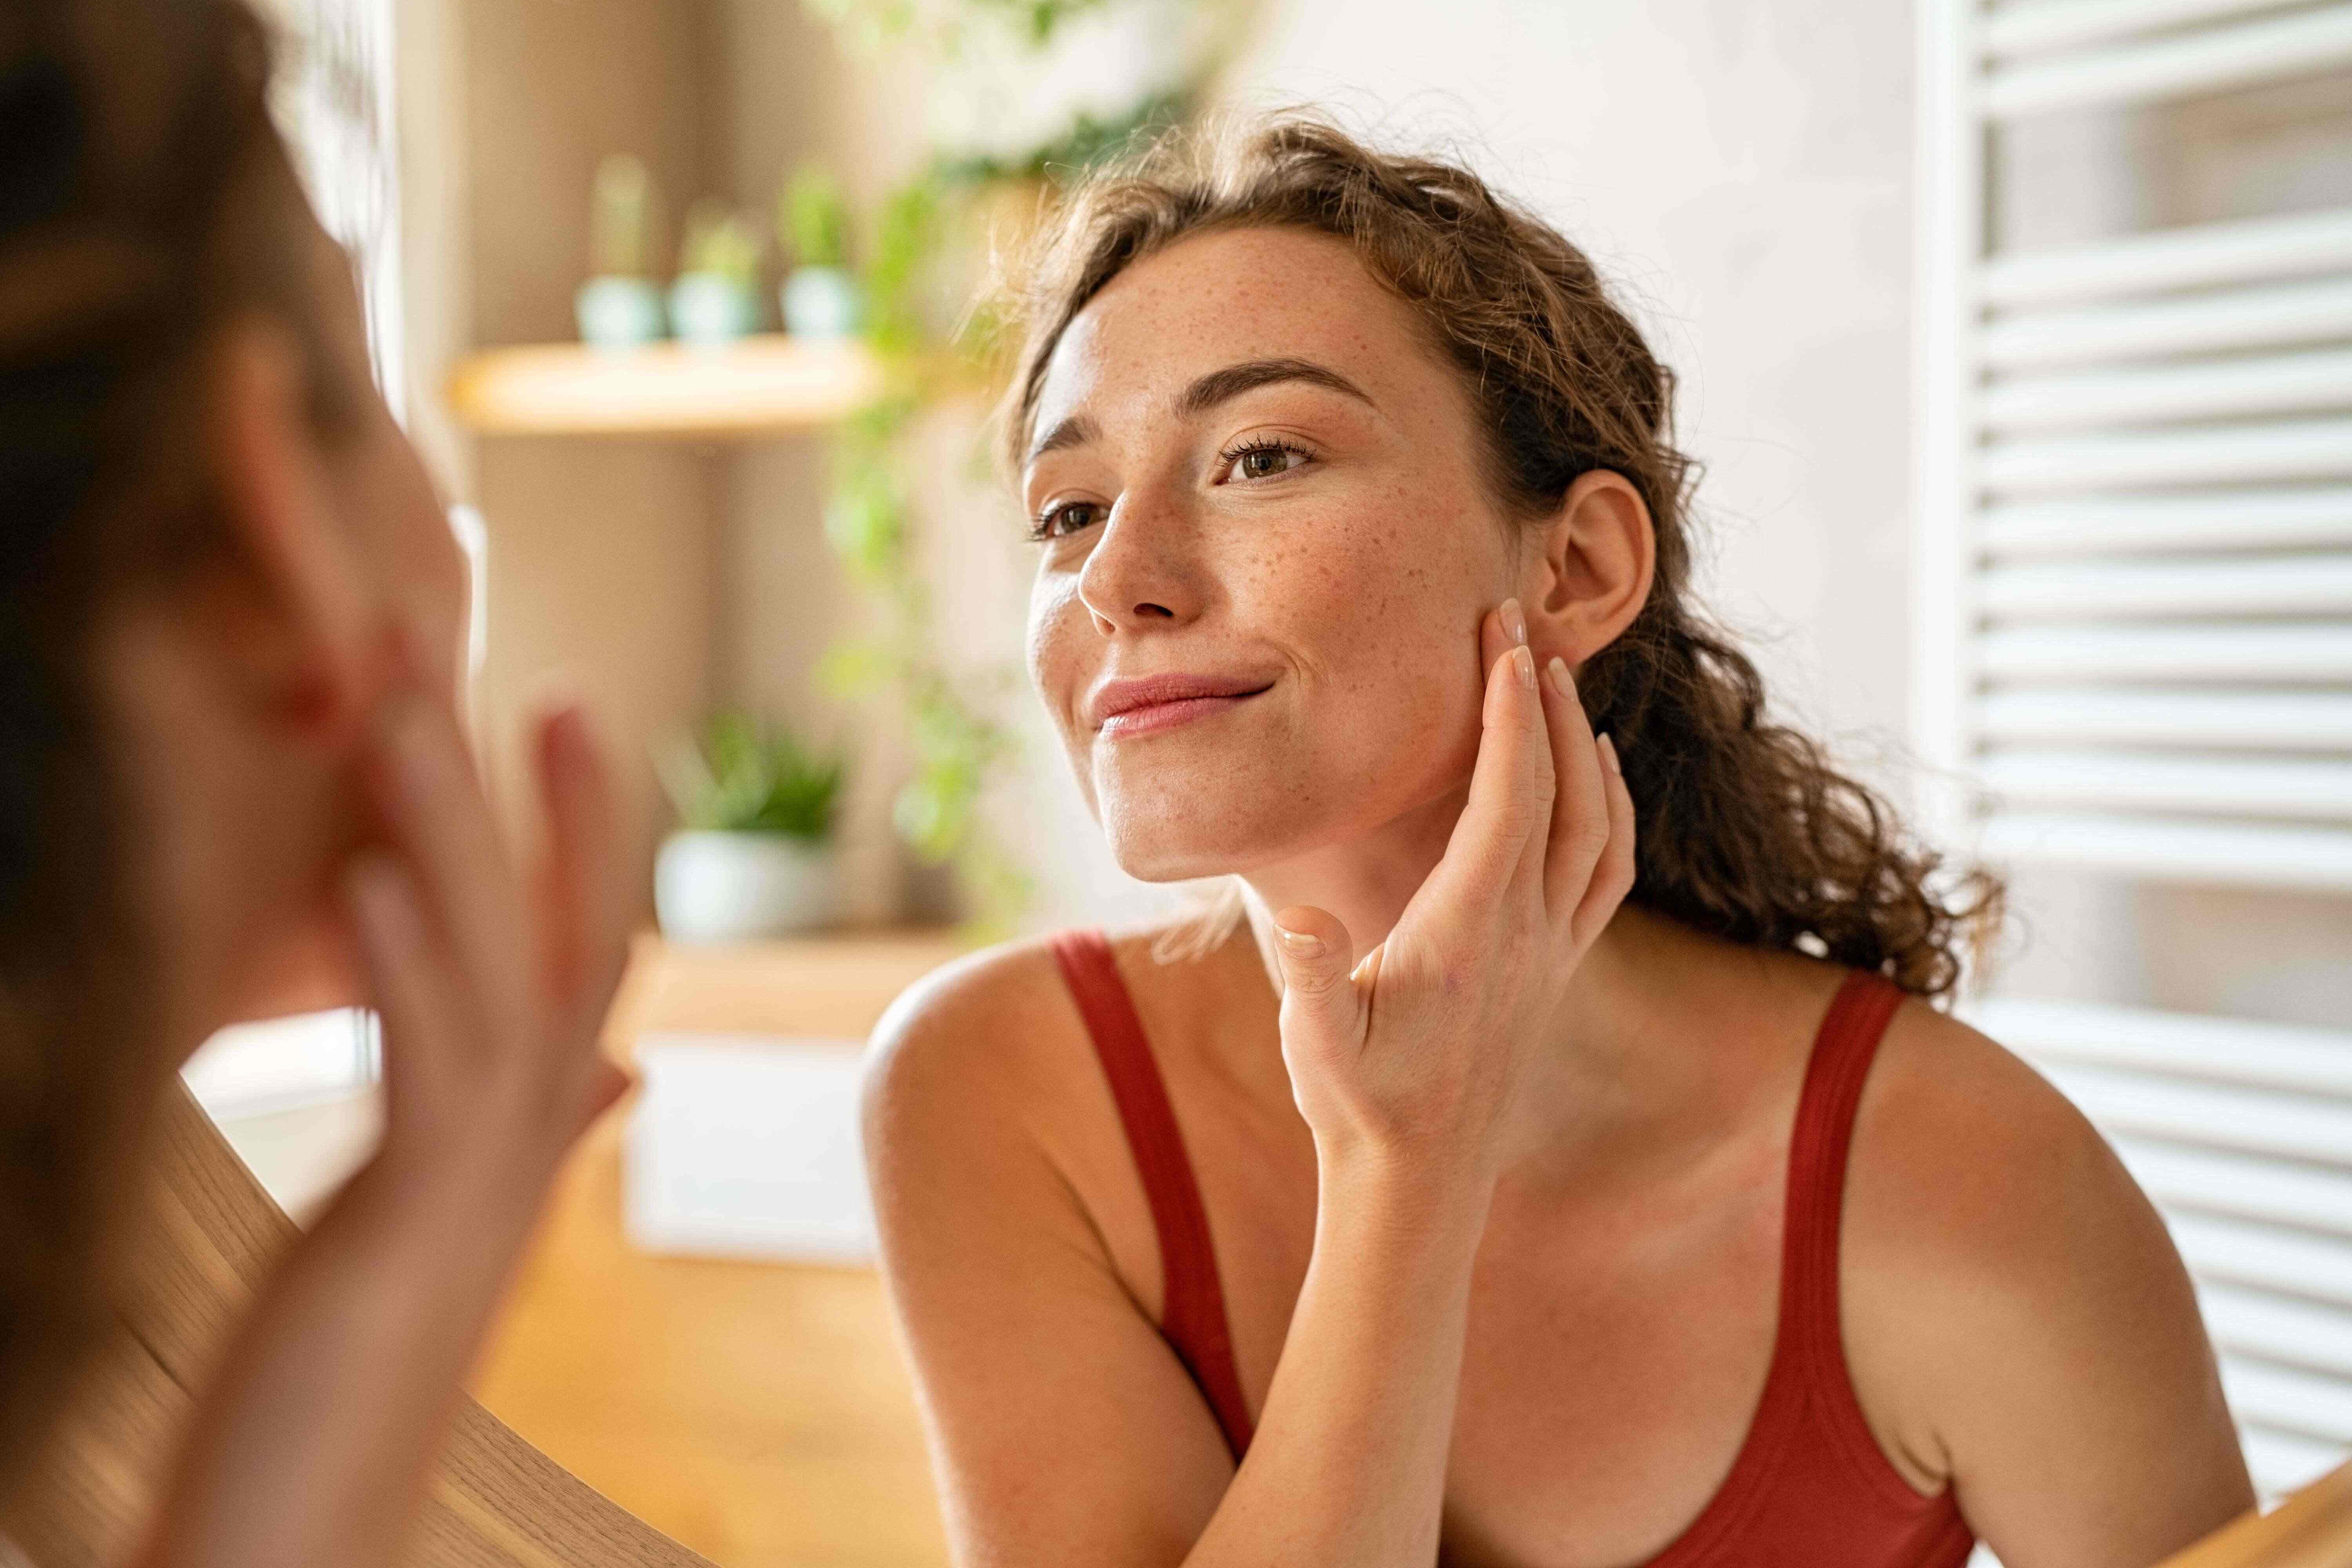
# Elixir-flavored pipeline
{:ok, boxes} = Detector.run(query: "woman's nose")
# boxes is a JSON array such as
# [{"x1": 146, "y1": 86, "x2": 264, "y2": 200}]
[{"x1": 1074, "y1": 493, "x2": 1205, "y2": 635}]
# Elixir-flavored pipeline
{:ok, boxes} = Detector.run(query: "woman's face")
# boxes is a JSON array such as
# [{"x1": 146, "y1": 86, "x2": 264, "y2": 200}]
[
  {"x1": 1024, "y1": 225, "x2": 1525, "y2": 882},
  {"x1": 170, "y1": 216, "x2": 467, "y2": 1025}
]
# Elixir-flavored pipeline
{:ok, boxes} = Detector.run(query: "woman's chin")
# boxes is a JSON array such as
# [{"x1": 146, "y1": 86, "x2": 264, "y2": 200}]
[
  {"x1": 1101, "y1": 811, "x2": 1301, "y2": 886},
  {"x1": 1104, "y1": 835, "x2": 1241, "y2": 885}
]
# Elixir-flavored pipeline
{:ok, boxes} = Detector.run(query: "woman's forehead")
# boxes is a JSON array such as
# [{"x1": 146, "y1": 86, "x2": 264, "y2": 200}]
[{"x1": 1031, "y1": 226, "x2": 1434, "y2": 438}]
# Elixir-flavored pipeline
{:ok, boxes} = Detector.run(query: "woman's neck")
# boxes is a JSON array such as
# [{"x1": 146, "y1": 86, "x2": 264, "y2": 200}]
[
  {"x1": 1233, "y1": 812, "x2": 1806, "y2": 1180},
  {"x1": 1236, "y1": 782, "x2": 1468, "y2": 958}
]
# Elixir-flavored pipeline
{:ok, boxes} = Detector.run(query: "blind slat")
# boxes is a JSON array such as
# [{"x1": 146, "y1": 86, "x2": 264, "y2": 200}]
[
  {"x1": 1980, "y1": 554, "x2": 2352, "y2": 617},
  {"x1": 2175, "y1": 1216, "x2": 2352, "y2": 1306},
  {"x1": 1984, "y1": 0, "x2": 2319, "y2": 62},
  {"x1": 1981, "y1": 418, "x2": 2352, "y2": 494},
  {"x1": 1980, "y1": 750, "x2": 2352, "y2": 819},
  {"x1": 1982, "y1": 3, "x2": 2352, "y2": 118},
  {"x1": 1979, "y1": 623, "x2": 2352, "y2": 682},
  {"x1": 2221, "y1": 1357, "x2": 2352, "y2": 1446},
  {"x1": 1981, "y1": 277, "x2": 2352, "y2": 370},
  {"x1": 1985, "y1": 205, "x2": 2352, "y2": 308},
  {"x1": 2034, "y1": 1063, "x2": 2352, "y2": 1168},
  {"x1": 1982, "y1": 346, "x2": 2352, "y2": 433},
  {"x1": 1979, "y1": 812, "x2": 2352, "y2": 888},
  {"x1": 1978, "y1": 688, "x2": 2352, "y2": 748},
  {"x1": 1981, "y1": 488, "x2": 2352, "y2": 557},
  {"x1": 1985, "y1": 1001, "x2": 2352, "y2": 1098},
  {"x1": 2110, "y1": 1138, "x2": 2352, "y2": 1240},
  {"x1": 2203, "y1": 1284, "x2": 2352, "y2": 1381}
]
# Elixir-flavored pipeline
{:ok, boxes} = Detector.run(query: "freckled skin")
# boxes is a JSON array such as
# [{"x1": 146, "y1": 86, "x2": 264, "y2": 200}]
[{"x1": 1023, "y1": 227, "x2": 1526, "y2": 884}]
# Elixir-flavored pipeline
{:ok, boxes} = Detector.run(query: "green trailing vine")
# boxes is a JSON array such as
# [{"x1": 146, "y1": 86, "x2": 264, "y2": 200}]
[
  {"x1": 815, "y1": 170, "x2": 1033, "y2": 931},
  {"x1": 801, "y1": 1, "x2": 1218, "y2": 934}
]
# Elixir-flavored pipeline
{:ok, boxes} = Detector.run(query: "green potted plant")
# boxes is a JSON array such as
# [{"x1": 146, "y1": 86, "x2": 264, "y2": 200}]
[
  {"x1": 655, "y1": 715, "x2": 845, "y2": 941},
  {"x1": 778, "y1": 162, "x2": 861, "y2": 340},
  {"x1": 669, "y1": 200, "x2": 764, "y2": 347},
  {"x1": 576, "y1": 154, "x2": 666, "y2": 348}
]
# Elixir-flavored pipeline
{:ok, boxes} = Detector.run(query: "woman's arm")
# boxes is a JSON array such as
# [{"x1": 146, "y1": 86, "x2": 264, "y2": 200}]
[
  {"x1": 127, "y1": 670, "x2": 635, "y2": 1568},
  {"x1": 868, "y1": 604, "x2": 1636, "y2": 1567},
  {"x1": 1844, "y1": 1011, "x2": 2255, "y2": 1568}
]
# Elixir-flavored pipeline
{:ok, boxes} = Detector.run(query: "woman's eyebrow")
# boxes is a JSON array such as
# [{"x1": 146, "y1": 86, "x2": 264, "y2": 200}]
[
  {"x1": 1178, "y1": 357, "x2": 1373, "y2": 417},
  {"x1": 1025, "y1": 358, "x2": 1372, "y2": 467},
  {"x1": 1028, "y1": 412, "x2": 1100, "y2": 464}
]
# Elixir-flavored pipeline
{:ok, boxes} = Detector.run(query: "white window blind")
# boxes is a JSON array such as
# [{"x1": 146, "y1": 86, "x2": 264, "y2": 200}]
[
  {"x1": 1917, "y1": 0, "x2": 2352, "y2": 890},
  {"x1": 1918, "y1": 0, "x2": 2352, "y2": 1509},
  {"x1": 1978, "y1": 997, "x2": 2352, "y2": 1497}
]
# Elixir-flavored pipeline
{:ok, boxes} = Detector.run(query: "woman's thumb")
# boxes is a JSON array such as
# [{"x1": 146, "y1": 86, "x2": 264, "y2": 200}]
[{"x1": 1270, "y1": 906, "x2": 1361, "y2": 1042}]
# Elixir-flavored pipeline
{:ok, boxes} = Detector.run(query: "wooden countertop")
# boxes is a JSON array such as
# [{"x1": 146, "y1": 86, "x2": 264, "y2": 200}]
[{"x1": 471, "y1": 930, "x2": 969, "y2": 1568}]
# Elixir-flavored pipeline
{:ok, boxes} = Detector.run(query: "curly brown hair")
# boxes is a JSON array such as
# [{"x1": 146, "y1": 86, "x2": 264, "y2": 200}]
[{"x1": 1002, "y1": 112, "x2": 1999, "y2": 997}]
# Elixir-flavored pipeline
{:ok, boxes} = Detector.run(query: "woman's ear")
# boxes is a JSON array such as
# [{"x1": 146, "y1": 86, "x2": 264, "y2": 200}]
[
  {"x1": 1527, "y1": 470, "x2": 1657, "y2": 667},
  {"x1": 205, "y1": 314, "x2": 378, "y2": 740}
]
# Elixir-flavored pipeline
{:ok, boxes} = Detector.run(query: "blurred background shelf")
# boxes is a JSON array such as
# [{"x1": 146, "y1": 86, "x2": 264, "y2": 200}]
[{"x1": 448, "y1": 334, "x2": 883, "y2": 437}]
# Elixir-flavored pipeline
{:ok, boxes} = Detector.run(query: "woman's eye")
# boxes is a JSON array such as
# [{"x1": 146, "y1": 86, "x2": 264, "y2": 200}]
[
  {"x1": 1029, "y1": 500, "x2": 1102, "y2": 541},
  {"x1": 1220, "y1": 440, "x2": 1312, "y2": 484}
]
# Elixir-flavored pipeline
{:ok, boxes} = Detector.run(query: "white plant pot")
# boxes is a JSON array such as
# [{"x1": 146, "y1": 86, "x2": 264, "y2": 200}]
[
  {"x1": 575, "y1": 275, "x2": 666, "y2": 348},
  {"x1": 780, "y1": 265, "x2": 860, "y2": 340},
  {"x1": 655, "y1": 831, "x2": 838, "y2": 942},
  {"x1": 668, "y1": 271, "x2": 762, "y2": 347}
]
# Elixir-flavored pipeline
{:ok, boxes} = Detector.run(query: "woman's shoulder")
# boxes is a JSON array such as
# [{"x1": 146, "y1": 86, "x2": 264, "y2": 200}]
[
  {"x1": 1853, "y1": 996, "x2": 2138, "y2": 1265},
  {"x1": 862, "y1": 923, "x2": 1205, "y2": 1156}
]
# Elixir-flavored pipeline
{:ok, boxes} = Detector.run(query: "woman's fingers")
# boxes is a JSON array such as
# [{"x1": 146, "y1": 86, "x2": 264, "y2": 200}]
[
  {"x1": 530, "y1": 703, "x2": 632, "y2": 1033},
  {"x1": 1270, "y1": 904, "x2": 1365, "y2": 1060},
  {"x1": 1570, "y1": 734, "x2": 1639, "y2": 948},
  {"x1": 1428, "y1": 604, "x2": 1555, "y2": 915},
  {"x1": 1536, "y1": 658, "x2": 1611, "y2": 922},
  {"x1": 368, "y1": 686, "x2": 529, "y2": 1023},
  {"x1": 344, "y1": 853, "x2": 460, "y2": 1114}
]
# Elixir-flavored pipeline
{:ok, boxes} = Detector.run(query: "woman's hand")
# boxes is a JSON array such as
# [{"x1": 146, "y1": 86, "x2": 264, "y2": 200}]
[
  {"x1": 1269, "y1": 598, "x2": 1635, "y2": 1182},
  {"x1": 347, "y1": 649, "x2": 634, "y2": 1205},
  {"x1": 131, "y1": 652, "x2": 639, "y2": 1568}
]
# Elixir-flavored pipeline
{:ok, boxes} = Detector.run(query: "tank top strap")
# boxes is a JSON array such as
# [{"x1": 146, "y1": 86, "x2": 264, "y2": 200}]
[
  {"x1": 1776, "y1": 970, "x2": 1910, "y2": 1449},
  {"x1": 1050, "y1": 929, "x2": 1256, "y2": 1458}
]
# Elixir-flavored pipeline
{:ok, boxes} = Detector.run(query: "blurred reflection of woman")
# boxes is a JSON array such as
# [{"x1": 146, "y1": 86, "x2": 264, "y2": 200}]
[
  {"x1": 866, "y1": 115, "x2": 2254, "y2": 1568},
  {"x1": 0, "y1": 4, "x2": 683, "y2": 1564}
]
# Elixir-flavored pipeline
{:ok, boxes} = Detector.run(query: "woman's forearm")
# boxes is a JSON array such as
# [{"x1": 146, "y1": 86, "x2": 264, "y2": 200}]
[
  {"x1": 1185, "y1": 1152, "x2": 1491, "y2": 1568},
  {"x1": 128, "y1": 1138, "x2": 556, "y2": 1568}
]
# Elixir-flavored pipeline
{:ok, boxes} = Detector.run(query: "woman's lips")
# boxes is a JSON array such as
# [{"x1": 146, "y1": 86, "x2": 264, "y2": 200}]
[{"x1": 1090, "y1": 673, "x2": 1275, "y2": 739}]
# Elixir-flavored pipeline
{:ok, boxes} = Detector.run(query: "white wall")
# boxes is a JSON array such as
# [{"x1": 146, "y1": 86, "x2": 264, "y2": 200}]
[{"x1": 1224, "y1": 0, "x2": 1920, "y2": 769}]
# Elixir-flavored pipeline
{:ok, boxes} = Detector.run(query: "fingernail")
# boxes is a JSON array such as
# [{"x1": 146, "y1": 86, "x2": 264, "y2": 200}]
[
  {"x1": 1512, "y1": 644, "x2": 1536, "y2": 691},
  {"x1": 1598, "y1": 733, "x2": 1621, "y2": 775},
  {"x1": 1547, "y1": 657, "x2": 1573, "y2": 700},
  {"x1": 1500, "y1": 598, "x2": 1527, "y2": 647},
  {"x1": 1275, "y1": 926, "x2": 1325, "y2": 959}
]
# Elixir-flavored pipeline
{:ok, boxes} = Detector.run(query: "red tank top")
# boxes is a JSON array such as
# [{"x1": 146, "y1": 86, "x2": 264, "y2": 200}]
[{"x1": 1050, "y1": 929, "x2": 1976, "y2": 1568}]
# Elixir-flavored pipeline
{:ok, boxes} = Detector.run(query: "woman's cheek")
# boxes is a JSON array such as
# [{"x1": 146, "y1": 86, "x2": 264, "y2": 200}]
[{"x1": 1026, "y1": 576, "x2": 1097, "y2": 760}]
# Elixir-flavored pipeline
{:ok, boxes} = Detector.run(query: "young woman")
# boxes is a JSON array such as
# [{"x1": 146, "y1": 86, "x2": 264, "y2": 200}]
[
  {"x1": 0, "y1": 3, "x2": 696, "y2": 1563},
  {"x1": 865, "y1": 116, "x2": 2255, "y2": 1568}
]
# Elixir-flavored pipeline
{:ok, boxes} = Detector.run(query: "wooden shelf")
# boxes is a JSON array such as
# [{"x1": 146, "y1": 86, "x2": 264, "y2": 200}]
[{"x1": 448, "y1": 334, "x2": 884, "y2": 438}]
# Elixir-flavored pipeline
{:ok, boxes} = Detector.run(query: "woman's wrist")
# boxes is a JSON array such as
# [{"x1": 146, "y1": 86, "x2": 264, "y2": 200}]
[
  {"x1": 1315, "y1": 1136, "x2": 1497, "y2": 1247},
  {"x1": 357, "y1": 1115, "x2": 567, "y2": 1251}
]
